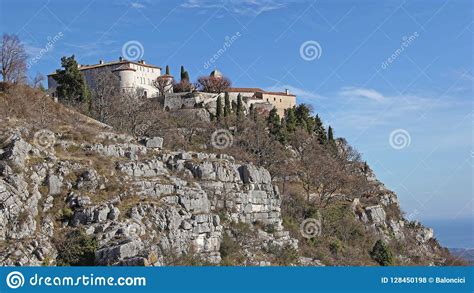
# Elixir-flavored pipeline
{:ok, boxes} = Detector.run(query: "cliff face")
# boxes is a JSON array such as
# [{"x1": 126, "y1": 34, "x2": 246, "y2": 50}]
[
  {"x1": 0, "y1": 124, "x2": 448, "y2": 266},
  {"x1": 0, "y1": 129, "x2": 298, "y2": 266}
]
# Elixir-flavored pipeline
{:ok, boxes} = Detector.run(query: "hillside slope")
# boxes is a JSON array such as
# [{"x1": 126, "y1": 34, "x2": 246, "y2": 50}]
[{"x1": 0, "y1": 86, "x2": 459, "y2": 266}]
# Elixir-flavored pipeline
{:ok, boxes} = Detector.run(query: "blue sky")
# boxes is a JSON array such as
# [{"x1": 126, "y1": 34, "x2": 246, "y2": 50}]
[{"x1": 1, "y1": 0, "x2": 472, "y2": 236}]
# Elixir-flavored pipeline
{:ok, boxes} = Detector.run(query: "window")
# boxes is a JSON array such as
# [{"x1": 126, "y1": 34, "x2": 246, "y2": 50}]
[{"x1": 274, "y1": 97, "x2": 276, "y2": 101}]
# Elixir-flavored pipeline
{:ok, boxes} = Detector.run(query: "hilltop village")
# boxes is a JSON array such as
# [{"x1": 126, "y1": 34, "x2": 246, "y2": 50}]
[{"x1": 47, "y1": 57, "x2": 296, "y2": 118}]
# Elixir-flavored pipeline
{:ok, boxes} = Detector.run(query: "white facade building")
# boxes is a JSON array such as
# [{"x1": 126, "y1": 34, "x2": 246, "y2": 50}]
[{"x1": 47, "y1": 58, "x2": 162, "y2": 98}]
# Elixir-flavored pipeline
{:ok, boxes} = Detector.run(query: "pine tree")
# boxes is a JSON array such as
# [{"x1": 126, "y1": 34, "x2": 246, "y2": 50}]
[
  {"x1": 267, "y1": 107, "x2": 281, "y2": 137},
  {"x1": 314, "y1": 114, "x2": 327, "y2": 144},
  {"x1": 165, "y1": 65, "x2": 170, "y2": 75},
  {"x1": 183, "y1": 71, "x2": 190, "y2": 82},
  {"x1": 216, "y1": 96, "x2": 223, "y2": 122},
  {"x1": 285, "y1": 107, "x2": 297, "y2": 133},
  {"x1": 224, "y1": 92, "x2": 231, "y2": 117},
  {"x1": 370, "y1": 240, "x2": 393, "y2": 266},
  {"x1": 53, "y1": 55, "x2": 90, "y2": 105},
  {"x1": 236, "y1": 93, "x2": 243, "y2": 118}
]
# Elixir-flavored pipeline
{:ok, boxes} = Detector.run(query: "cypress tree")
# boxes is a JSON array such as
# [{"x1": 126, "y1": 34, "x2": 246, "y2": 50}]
[
  {"x1": 216, "y1": 96, "x2": 223, "y2": 122},
  {"x1": 249, "y1": 103, "x2": 257, "y2": 121},
  {"x1": 285, "y1": 107, "x2": 297, "y2": 133},
  {"x1": 183, "y1": 71, "x2": 190, "y2": 82},
  {"x1": 236, "y1": 93, "x2": 243, "y2": 118},
  {"x1": 328, "y1": 125, "x2": 334, "y2": 142},
  {"x1": 327, "y1": 125, "x2": 337, "y2": 151},
  {"x1": 165, "y1": 65, "x2": 170, "y2": 75},
  {"x1": 180, "y1": 66, "x2": 185, "y2": 80},
  {"x1": 224, "y1": 92, "x2": 231, "y2": 117},
  {"x1": 278, "y1": 118, "x2": 289, "y2": 143}
]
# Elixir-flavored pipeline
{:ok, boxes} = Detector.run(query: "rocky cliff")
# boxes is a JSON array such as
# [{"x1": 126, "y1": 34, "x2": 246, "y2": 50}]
[
  {"x1": 0, "y1": 128, "x2": 299, "y2": 266},
  {"x1": 0, "y1": 124, "x2": 449, "y2": 266}
]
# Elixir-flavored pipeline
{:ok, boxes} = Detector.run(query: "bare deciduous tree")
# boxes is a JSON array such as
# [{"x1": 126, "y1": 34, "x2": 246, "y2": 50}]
[
  {"x1": 289, "y1": 129, "x2": 349, "y2": 206},
  {"x1": 197, "y1": 76, "x2": 231, "y2": 94},
  {"x1": 90, "y1": 71, "x2": 120, "y2": 124},
  {"x1": 1, "y1": 34, "x2": 27, "y2": 83},
  {"x1": 32, "y1": 73, "x2": 45, "y2": 88},
  {"x1": 153, "y1": 75, "x2": 173, "y2": 98},
  {"x1": 173, "y1": 79, "x2": 193, "y2": 93}
]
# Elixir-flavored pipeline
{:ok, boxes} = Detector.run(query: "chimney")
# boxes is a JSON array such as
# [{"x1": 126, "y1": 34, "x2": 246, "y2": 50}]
[
  {"x1": 140, "y1": 60, "x2": 146, "y2": 64},
  {"x1": 285, "y1": 89, "x2": 290, "y2": 95},
  {"x1": 119, "y1": 56, "x2": 123, "y2": 61},
  {"x1": 99, "y1": 59, "x2": 104, "y2": 64}
]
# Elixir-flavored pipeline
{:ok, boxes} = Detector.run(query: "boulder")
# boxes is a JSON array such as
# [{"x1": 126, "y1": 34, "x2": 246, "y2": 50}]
[
  {"x1": 95, "y1": 239, "x2": 144, "y2": 265},
  {"x1": 144, "y1": 137, "x2": 163, "y2": 149},
  {"x1": 365, "y1": 205, "x2": 386, "y2": 224}
]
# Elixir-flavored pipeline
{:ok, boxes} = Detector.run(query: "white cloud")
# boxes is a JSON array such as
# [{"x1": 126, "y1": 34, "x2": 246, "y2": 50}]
[
  {"x1": 181, "y1": 0, "x2": 286, "y2": 17},
  {"x1": 339, "y1": 86, "x2": 386, "y2": 102},
  {"x1": 131, "y1": 2, "x2": 145, "y2": 9}
]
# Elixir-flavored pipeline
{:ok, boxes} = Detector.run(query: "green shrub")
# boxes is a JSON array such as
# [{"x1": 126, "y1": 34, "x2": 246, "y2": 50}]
[
  {"x1": 329, "y1": 241, "x2": 341, "y2": 256},
  {"x1": 54, "y1": 229, "x2": 97, "y2": 266},
  {"x1": 370, "y1": 240, "x2": 393, "y2": 266},
  {"x1": 219, "y1": 234, "x2": 244, "y2": 266},
  {"x1": 270, "y1": 245, "x2": 299, "y2": 266}
]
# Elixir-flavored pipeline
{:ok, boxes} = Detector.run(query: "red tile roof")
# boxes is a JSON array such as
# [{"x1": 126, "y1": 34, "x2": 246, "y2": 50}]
[
  {"x1": 226, "y1": 87, "x2": 296, "y2": 97},
  {"x1": 263, "y1": 91, "x2": 296, "y2": 97},
  {"x1": 227, "y1": 87, "x2": 264, "y2": 93}
]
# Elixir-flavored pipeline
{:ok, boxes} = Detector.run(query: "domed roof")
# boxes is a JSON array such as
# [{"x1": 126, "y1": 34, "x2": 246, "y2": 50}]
[{"x1": 209, "y1": 69, "x2": 223, "y2": 78}]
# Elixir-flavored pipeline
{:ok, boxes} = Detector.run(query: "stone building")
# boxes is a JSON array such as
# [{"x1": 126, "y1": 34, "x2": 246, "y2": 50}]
[
  {"x1": 47, "y1": 57, "x2": 163, "y2": 98},
  {"x1": 209, "y1": 69, "x2": 297, "y2": 117},
  {"x1": 227, "y1": 87, "x2": 296, "y2": 117}
]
